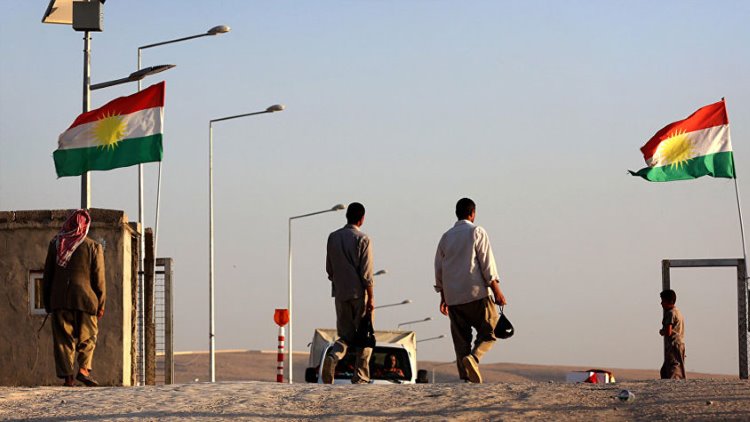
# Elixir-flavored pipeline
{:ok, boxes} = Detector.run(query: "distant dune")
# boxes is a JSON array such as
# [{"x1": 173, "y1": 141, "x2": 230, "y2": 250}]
[{"x1": 173, "y1": 350, "x2": 734, "y2": 384}]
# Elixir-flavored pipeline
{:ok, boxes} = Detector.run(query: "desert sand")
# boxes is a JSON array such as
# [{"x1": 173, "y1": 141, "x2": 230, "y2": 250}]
[{"x1": 1, "y1": 350, "x2": 748, "y2": 421}]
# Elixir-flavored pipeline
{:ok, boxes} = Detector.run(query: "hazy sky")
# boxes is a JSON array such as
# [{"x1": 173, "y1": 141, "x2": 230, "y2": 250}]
[{"x1": 2, "y1": 1, "x2": 750, "y2": 376}]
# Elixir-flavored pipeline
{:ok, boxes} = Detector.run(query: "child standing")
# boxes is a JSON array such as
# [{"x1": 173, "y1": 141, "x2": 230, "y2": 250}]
[{"x1": 659, "y1": 289, "x2": 686, "y2": 379}]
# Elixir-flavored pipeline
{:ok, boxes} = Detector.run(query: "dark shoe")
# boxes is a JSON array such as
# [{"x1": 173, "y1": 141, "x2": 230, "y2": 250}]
[
  {"x1": 76, "y1": 372, "x2": 99, "y2": 387},
  {"x1": 321, "y1": 356, "x2": 335, "y2": 384},
  {"x1": 462, "y1": 355, "x2": 482, "y2": 384}
]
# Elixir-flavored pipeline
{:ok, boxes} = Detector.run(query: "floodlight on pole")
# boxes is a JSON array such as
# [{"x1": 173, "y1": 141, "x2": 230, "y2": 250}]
[
  {"x1": 374, "y1": 299, "x2": 412, "y2": 310},
  {"x1": 287, "y1": 203, "x2": 346, "y2": 383},
  {"x1": 208, "y1": 104, "x2": 285, "y2": 383},
  {"x1": 397, "y1": 317, "x2": 432, "y2": 328}
]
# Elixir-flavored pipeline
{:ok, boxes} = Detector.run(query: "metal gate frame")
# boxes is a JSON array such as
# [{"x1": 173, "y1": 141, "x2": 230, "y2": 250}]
[
  {"x1": 136, "y1": 256, "x2": 174, "y2": 385},
  {"x1": 661, "y1": 258, "x2": 749, "y2": 379},
  {"x1": 155, "y1": 257, "x2": 174, "y2": 384}
]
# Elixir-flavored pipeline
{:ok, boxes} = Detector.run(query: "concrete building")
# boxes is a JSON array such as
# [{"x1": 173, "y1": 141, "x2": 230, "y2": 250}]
[{"x1": 0, "y1": 209, "x2": 138, "y2": 386}]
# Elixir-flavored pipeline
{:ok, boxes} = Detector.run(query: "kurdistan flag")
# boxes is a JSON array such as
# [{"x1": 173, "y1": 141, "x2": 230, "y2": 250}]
[
  {"x1": 54, "y1": 82, "x2": 165, "y2": 177},
  {"x1": 629, "y1": 99, "x2": 734, "y2": 182}
]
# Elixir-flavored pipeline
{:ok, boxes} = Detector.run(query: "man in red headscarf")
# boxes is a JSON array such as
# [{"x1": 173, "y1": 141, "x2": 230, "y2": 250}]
[{"x1": 43, "y1": 209, "x2": 106, "y2": 387}]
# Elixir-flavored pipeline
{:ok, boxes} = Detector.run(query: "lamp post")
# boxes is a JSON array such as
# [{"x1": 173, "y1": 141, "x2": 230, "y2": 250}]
[
  {"x1": 374, "y1": 299, "x2": 412, "y2": 310},
  {"x1": 374, "y1": 269, "x2": 387, "y2": 276},
  {"x1": 397, "y1": 317, "x2": 432, "y2": 328},
  {"x1": 136, "y1": 26, "x2": 230, "y2": 385},
  {"x1": 90, "y1": 65, "x2": 175, "y2": 90},
  {"x1": 208, "y1": 104, "x2": 285, "y2": 383},
  {"x1": 136, "y1": 24, "x2": 230, "y2": 255},
  {"x1": 287, "y1": 203, "x2": 346, "y2": 383},
  {"x1": 41, "y1": 1, "x2": 176, "y2": 209}
]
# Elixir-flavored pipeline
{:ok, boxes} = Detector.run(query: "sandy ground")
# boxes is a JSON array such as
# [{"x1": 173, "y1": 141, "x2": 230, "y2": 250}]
[
  {"x1": 1, "y1": 379, "x2": 749, "y2": 421},
  {"x1": 2, "y1": 351, "x2": 746, "y2": 421}
]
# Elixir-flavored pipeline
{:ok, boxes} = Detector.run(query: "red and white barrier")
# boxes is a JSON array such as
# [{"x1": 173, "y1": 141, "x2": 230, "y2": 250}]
[
  {"x1": 277, "y1": 326, "x2": 285, "y2": 383},
  {"x1": 273, "y1": 308, "x2": 290, "y2": 383}
]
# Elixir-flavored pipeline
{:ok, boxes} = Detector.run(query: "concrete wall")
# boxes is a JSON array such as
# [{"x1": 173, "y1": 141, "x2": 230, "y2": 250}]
[{"x1": 0, "y1": 209, "x2": 136, "y2": 386}]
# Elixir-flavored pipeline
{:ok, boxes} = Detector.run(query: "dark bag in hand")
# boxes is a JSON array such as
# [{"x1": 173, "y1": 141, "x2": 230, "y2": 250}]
[
  {"x1": 352, "y1": 312, "x2": 376, "y2": 348},
  {"x1": 494, "y1": 306, "x2": 514, "y2": 339}
]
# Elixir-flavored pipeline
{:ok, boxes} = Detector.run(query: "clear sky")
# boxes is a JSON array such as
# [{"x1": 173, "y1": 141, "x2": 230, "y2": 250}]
[{"x1": 2, "y1": 1, "x2": 750, "y2": 376}]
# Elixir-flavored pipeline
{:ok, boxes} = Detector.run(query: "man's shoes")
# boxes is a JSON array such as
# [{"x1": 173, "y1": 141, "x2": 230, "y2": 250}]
[
  {"x1": 62, "y1": 376, "x2": 76, "y2": 387},
  {"x1": 321, "y1": 356, "x2": 336, "y2": 384},
  {"x1": 462, "y1": 355, "x2": 482, "y2": 384},
  {"x1": 76, "y1": 372, "x2": 99, "y2": 387},
  {"x1": 351, "y1": 377, "x2": 370, "y2": 384}
]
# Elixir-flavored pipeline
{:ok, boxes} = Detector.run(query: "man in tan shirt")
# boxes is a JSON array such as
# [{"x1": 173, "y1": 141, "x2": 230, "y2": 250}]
[
  {"x1": 323, "y1": 202, "x2": 375, "y2": 384},
  {"x1": 435, "y1": 198, "x2": 507, "y2": 383},
  {"x1": 43, "y1": 210, "x2": 106, "y2": 387}
]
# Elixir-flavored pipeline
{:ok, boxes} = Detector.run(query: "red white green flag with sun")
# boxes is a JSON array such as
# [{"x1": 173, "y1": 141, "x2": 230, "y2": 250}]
[
  {"x1": 54, "y1": 82, "x2": 165, "y2": 177},
  {"x1": 629, "y1": 100, "x2": 734, "y2": 182}
]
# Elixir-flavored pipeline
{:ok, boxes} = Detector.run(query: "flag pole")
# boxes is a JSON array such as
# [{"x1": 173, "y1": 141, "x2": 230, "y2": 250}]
[
  {"x1": 733, "y1": 175, "x2": 748, "y2": 269},
  {"x1": 727, "y1": 98, "x2": 748, "y2": 275}
]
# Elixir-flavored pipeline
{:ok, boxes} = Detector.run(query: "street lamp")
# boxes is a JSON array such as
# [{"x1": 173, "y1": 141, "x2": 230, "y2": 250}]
[
  {"x1": 374, "y1": 269, "x2": 387, "y2": 276},
  {"x1": 374, "y1": 299, "x2": 412, "y2": 310},
  {"x1": 208, "y1": 104, "x2": 285, "y2": 383},
  {"x1": 136, "y1": 24, "x2": 231, "y2": 267},
  {"x1": 90, "y1": 65, "x2": 175, "y2": 90},
  {"x1": 417, "y1": 334, "x2": 446, "y2": 343},
  {"x1": 397, "y1": 317, "x2": 432, "y2": 328},
  {"x1": 287, "y1": 203, "x2": 346, "y2": 383},
  {"x1": 133, "y1": 28, "x2": 229, "y2": 385}
]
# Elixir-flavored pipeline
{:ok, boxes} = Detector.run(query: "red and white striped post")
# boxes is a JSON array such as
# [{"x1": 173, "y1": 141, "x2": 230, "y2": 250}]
[
  {"x1": 273, "y1": 309, "x2": 290, "y2": 383},
  {"x1": 276, "y1": 326, "x2": 285, "y2": 382}
]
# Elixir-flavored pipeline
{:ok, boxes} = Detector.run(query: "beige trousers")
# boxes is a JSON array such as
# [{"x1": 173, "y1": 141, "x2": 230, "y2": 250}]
[
  {"x1": 332, "y1": 295, "x2": 372, "y2": 383},
  {"x1": 52, "y1": 310, "x2": 98, "y2": 378},
  {"x1": 448, "y1": 296, "x2": 499, "y2": 380},
  {"x1": 660, "y1": 342, "x2": 686, "y2": 379}
]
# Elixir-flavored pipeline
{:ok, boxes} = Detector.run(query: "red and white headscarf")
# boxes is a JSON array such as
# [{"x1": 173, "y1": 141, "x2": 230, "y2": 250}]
[{"x1": 55, "y1": 209, "x2": 91, "y2": 268}]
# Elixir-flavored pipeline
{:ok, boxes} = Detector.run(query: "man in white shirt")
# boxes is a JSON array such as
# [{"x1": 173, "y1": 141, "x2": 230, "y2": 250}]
[{"x1": 434, "y1": 197, "x2": 507, "y2": 383}]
